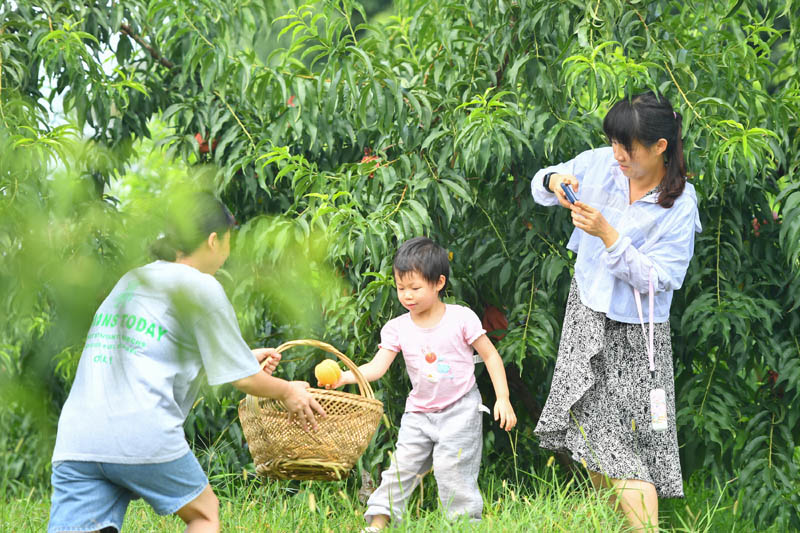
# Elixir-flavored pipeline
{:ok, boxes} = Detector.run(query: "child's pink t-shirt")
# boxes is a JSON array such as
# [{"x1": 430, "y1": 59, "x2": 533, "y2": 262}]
[{"x1": 379, "y1": 304, "x2": 486, "y2": 413}]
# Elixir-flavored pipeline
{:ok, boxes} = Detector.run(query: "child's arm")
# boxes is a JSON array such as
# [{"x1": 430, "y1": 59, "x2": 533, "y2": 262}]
[
  {"x1": 232, "y1": 371, "x2": 325, "y2": 430},
  {"x1": 472, "y1": 334, "x2": 517, "y2": 431},
  {"x1": 251, "y1": 347, "x2": 280, "y2": 375},
  {"x1": 331, "y1": 347, "x2": 398, "y2": 388}
]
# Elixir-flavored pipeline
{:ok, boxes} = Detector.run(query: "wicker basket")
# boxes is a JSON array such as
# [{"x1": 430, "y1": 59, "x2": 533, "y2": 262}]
[{"x1": 238, "y1": 339, "x2": 384, "y2": 481}]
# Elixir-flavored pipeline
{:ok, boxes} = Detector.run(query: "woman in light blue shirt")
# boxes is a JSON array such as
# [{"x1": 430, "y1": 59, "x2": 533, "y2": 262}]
[{"x1": 532, "y1": 91, "x2": 701, "y2": 532}]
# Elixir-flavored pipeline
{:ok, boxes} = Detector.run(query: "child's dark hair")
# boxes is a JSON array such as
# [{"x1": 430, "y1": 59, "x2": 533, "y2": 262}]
[
  {"x1": 603, "y1": 90, "x2": 687, "y2": 208},
  {"x1": 393, "y1": 237, "x2": 449, "y2": 286},
  {"x1": 151, "y1": 191, "x2": 236, "y2": 260}
]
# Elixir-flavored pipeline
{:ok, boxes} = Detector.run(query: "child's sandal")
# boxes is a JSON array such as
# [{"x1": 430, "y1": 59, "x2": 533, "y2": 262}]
[{"x1": 359, "y1": 528, "x2": 381, "y2": 533}]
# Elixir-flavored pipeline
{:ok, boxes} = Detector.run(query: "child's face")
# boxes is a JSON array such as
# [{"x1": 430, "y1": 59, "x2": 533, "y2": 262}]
[
  {"x1": 394, "y1": 270, "x2": 445, "y2": 315},
  {"x1": 207, "y1": 230, "x2": 231, "y2": 274}
]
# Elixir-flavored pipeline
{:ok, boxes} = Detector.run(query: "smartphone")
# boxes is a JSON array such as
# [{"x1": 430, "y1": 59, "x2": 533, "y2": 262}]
[{"x1": 561, "y1": 182, "x2": 578, "y2": 204}]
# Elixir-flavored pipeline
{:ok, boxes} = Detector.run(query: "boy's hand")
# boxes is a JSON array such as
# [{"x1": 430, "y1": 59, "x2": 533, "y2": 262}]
[
  {"x1": 252, "y1": 348, "x2": 281, "y2": 375},
  {"x1": 283, "y1": 381, "x2": 325, "y2": 431},
  {"x1": 494, "y1": 397, "x2": 517, "y2": 431}
]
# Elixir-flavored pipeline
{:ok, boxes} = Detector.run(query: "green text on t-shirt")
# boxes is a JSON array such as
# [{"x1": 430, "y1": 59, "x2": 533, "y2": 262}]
[{"x1": 91, "y1": 312, "x2": 168, "y2": 341}]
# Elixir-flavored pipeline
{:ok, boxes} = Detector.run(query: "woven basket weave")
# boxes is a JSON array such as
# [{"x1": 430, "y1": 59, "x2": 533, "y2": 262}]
[{"x1": 238, "y1": 339, "x2": 384, "y2": 481}]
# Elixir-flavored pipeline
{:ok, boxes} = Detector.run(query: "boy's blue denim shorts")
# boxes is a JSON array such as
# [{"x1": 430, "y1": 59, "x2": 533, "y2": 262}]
[{"x1": 48, "y1": 450, "x2": 209, "y2": 532}]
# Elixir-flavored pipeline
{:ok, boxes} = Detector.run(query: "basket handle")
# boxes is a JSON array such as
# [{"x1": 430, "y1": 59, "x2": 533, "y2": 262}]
[{"x1": 261, "y1": 339, "x2": 376, "y2": 400}]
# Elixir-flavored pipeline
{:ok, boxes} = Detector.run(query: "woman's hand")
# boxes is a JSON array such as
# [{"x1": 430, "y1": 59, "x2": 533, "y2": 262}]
[
  {"x1": 494, "y1": 397, "x2": 517, "y2": 431},
  {"x1": 549, "y1": 173, "x2": 580, "y2": 209},
  {"x1": 252, "y1": 348, "x2": 281, "y2": 375},
  {"x1": 570, "y1": 201, "x2": 620, "y2": 248}
]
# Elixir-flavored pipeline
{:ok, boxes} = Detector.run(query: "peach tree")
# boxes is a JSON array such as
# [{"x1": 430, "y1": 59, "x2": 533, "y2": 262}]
[{"x1": 2, "y1": 0, "x2": 799, "y2": 526}]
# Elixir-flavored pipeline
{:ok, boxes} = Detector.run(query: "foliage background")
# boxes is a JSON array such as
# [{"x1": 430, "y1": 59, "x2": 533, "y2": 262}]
[{"x1": 1, "y1": 0, "x2": 799, "y2": 528}]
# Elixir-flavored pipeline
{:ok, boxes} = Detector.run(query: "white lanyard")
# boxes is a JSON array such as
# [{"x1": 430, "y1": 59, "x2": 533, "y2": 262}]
[{"x1": 633, "y1": 267, "x2": 655, "y2": 378}]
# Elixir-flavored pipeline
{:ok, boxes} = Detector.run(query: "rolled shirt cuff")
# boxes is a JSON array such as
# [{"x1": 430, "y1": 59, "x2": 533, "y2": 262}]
[{"x1": 604, "y1": 234, "x2": 625, "y2": 253}]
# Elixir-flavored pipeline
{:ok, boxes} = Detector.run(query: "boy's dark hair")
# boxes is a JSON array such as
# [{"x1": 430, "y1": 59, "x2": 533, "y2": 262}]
[
  {"x1": 393, "y1": 237, "x2": 449, "y2": 286},
  {"x1": 603, "y1": 90, "x2": 687, "y2": 208},
  {"x1": 151, "y1": 191, "x2": 236, "y2": 260}
]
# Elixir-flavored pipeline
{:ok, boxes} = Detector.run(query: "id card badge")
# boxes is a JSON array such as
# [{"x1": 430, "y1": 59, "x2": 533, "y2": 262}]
[{"x1": 650, "y1": 388, "x2": 668, "y2": 432}]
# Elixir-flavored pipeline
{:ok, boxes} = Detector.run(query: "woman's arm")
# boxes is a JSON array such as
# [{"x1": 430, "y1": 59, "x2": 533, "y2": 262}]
[
  {"x1": 531, "y1": 147, "x2": 608, "y2": 208},
  {"x1": 569, "y1": 201, "x2": 620, "y2": 248},
  {"x1": 571, "y1": 200, "x2": 699, "y2": 293},
  {"x1": 472, "y1": 334, "x2": 517, "y2": 431},
  {"x1": 603, "y1": 216, "x2": 697, "y2": 293}
]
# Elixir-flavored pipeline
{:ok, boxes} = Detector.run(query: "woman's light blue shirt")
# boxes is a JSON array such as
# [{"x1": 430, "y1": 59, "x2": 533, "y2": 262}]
[{"x1": 531, "y1": 147, "x2": 702, "y2": 324}]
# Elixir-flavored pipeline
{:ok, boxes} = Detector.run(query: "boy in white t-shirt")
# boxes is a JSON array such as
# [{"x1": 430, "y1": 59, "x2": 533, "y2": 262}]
[
  {"x1": 333, "y1": 237, "x2": 517, "y2": 532},
  {"x1": 48, "y1": 193, "x2": 324, "y2": 533}
]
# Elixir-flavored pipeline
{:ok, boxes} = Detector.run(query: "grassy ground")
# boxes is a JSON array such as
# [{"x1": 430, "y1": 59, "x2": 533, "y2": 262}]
[
  {"x1": 0, "y1": 466, "x2": 773, "y2": 533},
  {"x1": 1, "y1": 479, "x2": 627, "y2": 533}
]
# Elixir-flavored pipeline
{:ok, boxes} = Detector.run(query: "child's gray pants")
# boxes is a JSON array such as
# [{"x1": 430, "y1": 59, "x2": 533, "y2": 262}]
[{"x1": 364, "y1": 385, "x2": 485, "y2": 524}]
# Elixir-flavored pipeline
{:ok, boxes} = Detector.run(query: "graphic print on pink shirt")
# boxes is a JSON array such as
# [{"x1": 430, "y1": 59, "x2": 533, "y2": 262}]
[
  {"x1": 379, "y1": 304, "x2": 486, "y2": 412},
  {"x1": 420, "y1": 345, "x2": 453, "y2": 383}
]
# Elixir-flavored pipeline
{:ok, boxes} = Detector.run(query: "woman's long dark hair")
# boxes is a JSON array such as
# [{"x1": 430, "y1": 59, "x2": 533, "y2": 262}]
[
  {"x1": 602, "y1": 91, "x2": 686, "y2": 208},
  {"x1": 151, "y1": 191, "x2": 236, "y2": 260}
]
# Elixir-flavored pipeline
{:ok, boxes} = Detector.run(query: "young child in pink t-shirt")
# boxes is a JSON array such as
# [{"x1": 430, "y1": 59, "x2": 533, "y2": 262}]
[{"x1": 332, "y1": 237, "x2": 517, "y2": 532}]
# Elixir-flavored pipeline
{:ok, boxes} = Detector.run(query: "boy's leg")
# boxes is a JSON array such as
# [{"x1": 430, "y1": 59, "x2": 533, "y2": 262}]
[
  {"x1": 431, "y1": 387, "x2": 484, "y2": 521},
  {"x1": 176, "y1": 484, "x2": 220, "y2": 533},
  {"x1": 48, "y1": 461, "x2": 132, "y2": 533},
  {"x1": 101, "y1": 451, "x2": 211, "y2": 527},
  {"x1": 365, "y1": 412, "x2": 434, "y2": 527}
]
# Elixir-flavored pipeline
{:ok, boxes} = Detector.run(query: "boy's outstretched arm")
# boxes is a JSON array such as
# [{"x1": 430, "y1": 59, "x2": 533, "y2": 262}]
[
  {"x1": 232, "y1": 371, "x2": 325, "y2": 431},
  {"x1": 472, "y1": 334, "x2": 517, "y2": 431},
  {"x1": 332, "y1": 347, "x2": 398, "y2": 388}
]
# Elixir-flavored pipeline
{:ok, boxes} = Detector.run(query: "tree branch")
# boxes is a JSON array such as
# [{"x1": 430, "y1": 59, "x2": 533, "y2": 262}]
[
  {"x1": 214, "y1": 90, "x2": 256, "y2": 150},
  {"x1": 120, "y1": 24, "x2": 175, "y2": 69},
  {"x1": 0, "y1": 26, "x2": 4, "y2": 127},
  {"x1": 0, "y1": 26, "x2": 4, "y2": 102},
  {"x1": 504, "y1": 364, "x2": 575, "y2": 472}
]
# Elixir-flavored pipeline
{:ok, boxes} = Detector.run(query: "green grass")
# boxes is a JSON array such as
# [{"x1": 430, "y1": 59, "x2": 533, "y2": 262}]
[
  {"x1": 1, "y1": 475, "x2": 627, "y2": 533},
  {"x1": 0, "y1": 465, "x2": 777, "y2": 532}
]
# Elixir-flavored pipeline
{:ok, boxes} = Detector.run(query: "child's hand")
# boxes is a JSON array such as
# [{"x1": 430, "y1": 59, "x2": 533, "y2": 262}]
[
  {"x1": 252, "y1": 348, "x2": 281, "y2": 375},
  {"x1": 494, "y1": 397, "x2": 517, "y2": 431},
  {"x1": 320, "y1": 370, "x2": 354, "y2": 390},
  {"x1": 284, "y1": 381, "x2": 325, "y2": 431}
]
